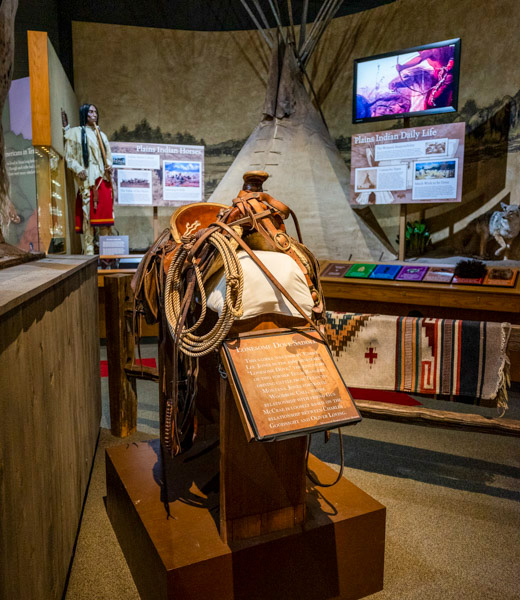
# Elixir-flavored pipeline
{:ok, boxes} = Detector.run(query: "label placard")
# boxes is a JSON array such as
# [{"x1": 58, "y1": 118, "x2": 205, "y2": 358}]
[{"x1": 222, "y1": 329, "x2": 361, "y2": 441}]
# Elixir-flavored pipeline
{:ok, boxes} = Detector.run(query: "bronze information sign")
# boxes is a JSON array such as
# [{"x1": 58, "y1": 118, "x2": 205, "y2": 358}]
[{"x1": 221, "y1": 329, "x2": 361, "y2": 441}]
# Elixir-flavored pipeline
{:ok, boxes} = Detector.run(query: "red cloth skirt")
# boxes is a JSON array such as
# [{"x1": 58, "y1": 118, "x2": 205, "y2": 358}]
[{"x1": 75, "y1": 178, "x2": 114, "y2": 232}]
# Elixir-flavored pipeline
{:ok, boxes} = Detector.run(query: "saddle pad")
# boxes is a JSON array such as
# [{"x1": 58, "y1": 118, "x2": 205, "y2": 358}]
[{"x1": 206, "y1": 250, "x2": 314, "y2": 320}]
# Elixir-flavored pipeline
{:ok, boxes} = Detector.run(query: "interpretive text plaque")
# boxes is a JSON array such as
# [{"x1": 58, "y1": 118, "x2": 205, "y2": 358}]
[{"x1": 221, "y1": 329, "x2": 361, "y2": 441}]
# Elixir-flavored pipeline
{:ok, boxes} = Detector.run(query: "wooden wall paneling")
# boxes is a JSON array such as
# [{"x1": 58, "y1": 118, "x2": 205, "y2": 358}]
[{"x1": 0, "y1": 257, "x2": 100, "y2": 600}]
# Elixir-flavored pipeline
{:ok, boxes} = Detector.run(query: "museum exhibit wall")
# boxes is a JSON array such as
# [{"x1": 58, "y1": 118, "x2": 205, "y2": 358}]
[
  {"x1": 3, "y1": 32, "x2": 81, "y2": 253},
  {"x1": 46, "y1": 34, "x2": 82, "y2": 253},
  {"x1": 71, "y1": 0, "x2": 520, "y2": 255},
  {"x1": 28, "y1": 31, "x2": 81, "y2": 254},
  {"x1": 47, "y1": 35, "x2": 79, "y2": 157}
]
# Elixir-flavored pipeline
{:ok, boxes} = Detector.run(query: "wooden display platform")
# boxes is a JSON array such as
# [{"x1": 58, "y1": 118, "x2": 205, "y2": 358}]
[{"x1": 106, "y1": 438, "x2": 386, "y2": 600}]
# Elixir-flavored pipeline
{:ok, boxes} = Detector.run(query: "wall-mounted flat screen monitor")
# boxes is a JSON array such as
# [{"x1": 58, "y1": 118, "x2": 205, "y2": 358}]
[{"x1": 353, "y1": 39, "x2": 461, "y2": 124}]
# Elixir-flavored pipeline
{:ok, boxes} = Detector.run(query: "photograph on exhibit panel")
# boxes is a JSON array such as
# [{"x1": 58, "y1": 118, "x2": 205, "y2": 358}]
[
  {"x1": 117, "y1": 169, "x2": 153, "y2": 205},
  {"x1": 412, "y1": 159, "x2": 458, "y2": 200},
  {"x1": 110, "y1": 141, "x2": 204, "y2": 207},
  {"x1": 349, "y1": 122, "x2": 465, "y2": 205},
  {"x1": 163, "y1": 161, "x2": 202, "y2": 202}
]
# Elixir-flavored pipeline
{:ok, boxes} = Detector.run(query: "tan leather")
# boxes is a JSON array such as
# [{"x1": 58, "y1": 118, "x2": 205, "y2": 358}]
[{"x1": 169, "y1": 202, "x2": 228, "y2": 243}]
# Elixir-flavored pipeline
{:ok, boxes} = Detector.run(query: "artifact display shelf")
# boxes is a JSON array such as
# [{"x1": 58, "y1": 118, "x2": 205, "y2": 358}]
[
  {"x1": 319, "y1": 260, "x2": 520, "y2": 319},
  {"x1": 320, "y1": 259, "x2": 520, "y2": 435},
  {"x1": 97, "y1": 254, "x2": 145, "y2": 283}
]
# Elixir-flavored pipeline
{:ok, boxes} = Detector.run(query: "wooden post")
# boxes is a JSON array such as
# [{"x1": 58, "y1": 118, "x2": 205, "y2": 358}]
[
  {"x1": 399, "y1": 203, "x2": 407, "y2": 261},
  {"x1": 153, "y1": 206, "x2": 159, "y2": 242},
  {"x1": 104, "y1": 274, "x2": 137, "y2": 437},
  {"x1": 219, "y1": 375, "x2": 307, "y2": 542},
  {"x1": 398, "y1": 116, "x2": 412, "y2": 262}
]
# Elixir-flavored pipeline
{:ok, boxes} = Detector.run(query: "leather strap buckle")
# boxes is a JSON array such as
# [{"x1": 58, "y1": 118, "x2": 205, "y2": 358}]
[{"x1": 274, "y1": 231, "x2": 290, "y2": 251}]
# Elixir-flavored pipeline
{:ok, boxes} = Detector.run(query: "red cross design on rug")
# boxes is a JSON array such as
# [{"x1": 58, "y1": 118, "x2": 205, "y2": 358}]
[{"x1": 364, "y1": 347, "x2": 378, "y2": 366}]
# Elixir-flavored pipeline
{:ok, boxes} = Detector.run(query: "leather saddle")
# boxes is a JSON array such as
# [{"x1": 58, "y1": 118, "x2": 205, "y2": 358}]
[{"x1": 132, "y1": 170, "x2": 325, "y2": 456}]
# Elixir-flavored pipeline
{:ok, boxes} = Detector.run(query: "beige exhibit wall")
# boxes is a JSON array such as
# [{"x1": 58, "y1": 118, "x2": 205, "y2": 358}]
[
  {"x1": 71, "y1": 0, "x2": 520, "y2": 254},
  {"x1": 48, "y1": 36, "x2": 79, "y2": 156}
]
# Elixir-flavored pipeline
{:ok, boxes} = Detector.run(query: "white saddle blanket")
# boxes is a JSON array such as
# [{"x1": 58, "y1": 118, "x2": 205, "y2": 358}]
[{"x1": 206, "y1": 250, "x2": 313, "y2": 320}]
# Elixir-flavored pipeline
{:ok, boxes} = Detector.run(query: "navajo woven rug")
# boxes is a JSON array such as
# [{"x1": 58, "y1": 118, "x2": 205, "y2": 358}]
[{"x1": 326, "y1": 312, "x2": 511, "y2": 408}]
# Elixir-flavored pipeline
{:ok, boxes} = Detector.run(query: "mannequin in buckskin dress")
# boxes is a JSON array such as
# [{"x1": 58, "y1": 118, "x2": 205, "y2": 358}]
[{"x1": 62, "y1": 104, "x2": 114, "y2": 255}]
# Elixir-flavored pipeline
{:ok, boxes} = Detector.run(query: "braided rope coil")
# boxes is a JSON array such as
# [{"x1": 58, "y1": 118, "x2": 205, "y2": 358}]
[{"x1": 164, "y1": 229, "x2": 244, "y2": 357}]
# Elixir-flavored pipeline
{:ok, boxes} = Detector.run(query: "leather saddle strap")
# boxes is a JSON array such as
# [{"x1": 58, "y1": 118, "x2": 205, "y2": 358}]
[
  {"x1": 243, "y1": 197, "x2": 318, "y2": 302},
  {"x1": 169, "y1": 266, "x2": 198, "y2": 455},
  {"x1": 213, "y1": 220, "x2": 328, "y2": 345},
  {"x1": 237, "y1": 190, "x2": 291, "y2": 220}
]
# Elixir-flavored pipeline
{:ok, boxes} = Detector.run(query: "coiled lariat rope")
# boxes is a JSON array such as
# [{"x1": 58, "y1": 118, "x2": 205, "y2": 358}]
[{"x1": 164, "y1": 228, "x2": 244, "y2": 357}]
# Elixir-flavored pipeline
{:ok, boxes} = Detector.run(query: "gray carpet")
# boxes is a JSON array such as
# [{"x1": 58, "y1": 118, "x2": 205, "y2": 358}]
[{"x1": 65, "y1": 346, "x2": 520, "y2": 600}]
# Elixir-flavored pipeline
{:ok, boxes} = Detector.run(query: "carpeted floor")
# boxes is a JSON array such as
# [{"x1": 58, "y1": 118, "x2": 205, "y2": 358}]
[{"x1": 64, "y1": 345, "x2": 520, "y2": 600}]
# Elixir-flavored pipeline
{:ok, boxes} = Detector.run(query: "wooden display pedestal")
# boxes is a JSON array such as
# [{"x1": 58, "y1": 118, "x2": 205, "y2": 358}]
[{"x1": 106, "y1": 436, "x2": 386, "y2": 600}]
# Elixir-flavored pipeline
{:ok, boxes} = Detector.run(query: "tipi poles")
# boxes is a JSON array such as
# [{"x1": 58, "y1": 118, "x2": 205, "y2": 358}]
[
  {"x1": 239, "y1": 0, "x2": 274, "y2": 47},
  {"x1": 300, "y1": 0, "x2": 343, "y2": 65},
  {"x1": 267, "y1": 0, "x2": 288, "y2": 43},
  {"x1": 252, "y1": 0, "x2": 276, "y2": 40},
  {"x1": 287, "y1": 0, "x2": 297, "y2": 46},
  {"x1": 300, "y1": 0, "x2": 332, "y2": 55},
  {"x1": 298, "y1": 0, "x2": 309, "y2": 52}
]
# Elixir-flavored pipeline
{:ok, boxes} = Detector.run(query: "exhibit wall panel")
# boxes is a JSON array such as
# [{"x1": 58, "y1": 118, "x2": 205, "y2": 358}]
[
  {"x1": 47, "y1": 35, "x2": 80, "y2": 156},
  {"x1": 47, "y1": 36, "x2": 81, "y2": 252},
  {"x1": 26, "y1": 30, "x2": 81, "y2": 254},
  {"x1": 72, "y1": 20, "x2": 270, "y2": 249},
  {"x1": 0, "y1": 258, "x2": 101, "y2": 600},
  {"x1": 311, "y1": 0, "x2": 520, "y2": 248},
  {"x1": 71, "y1": 0, "x2": 520, "y2": 254},
  {"x1": 1, "y1": 76, "x2": 39, "y2": 251}
]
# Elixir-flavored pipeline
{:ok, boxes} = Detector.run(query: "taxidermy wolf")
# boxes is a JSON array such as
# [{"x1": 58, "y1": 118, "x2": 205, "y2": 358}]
[{"x1": 465, "y1": 202, "x2": 520, "y2": 259}]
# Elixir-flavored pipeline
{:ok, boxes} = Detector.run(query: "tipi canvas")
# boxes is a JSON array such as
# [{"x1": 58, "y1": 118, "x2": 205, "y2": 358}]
[{"x1": 209, "y1": 1, "x2": 395, "y2": 260}]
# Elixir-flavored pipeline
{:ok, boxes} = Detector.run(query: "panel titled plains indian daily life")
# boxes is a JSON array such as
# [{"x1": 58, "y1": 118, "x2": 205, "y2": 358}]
[{"x1": 350, "y1": 122, "x2": 465, "y2": 205}]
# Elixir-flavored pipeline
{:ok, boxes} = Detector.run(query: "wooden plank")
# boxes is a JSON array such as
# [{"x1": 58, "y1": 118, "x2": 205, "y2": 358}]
[
  {"x1": 104, "y1": 274, "x2": 137, "y2": 437},
  {"x1": 356, "y1": 400, "x2": 520, "y2": 436},
  {"x1": 219, "y1": 351, "x2": 307, "y2": 543},
  {"x1": 106, "y1": 439, "x2": 385, "y2": 600},
  {"x1": 0, "y1": 259, "x2": 100, "y2": 600},
  {"x1": 0, "y1": 253, "x2": 43, "y2": 270},
  {"x1": 27, "y1": 30, "x2": 51, "y2": 146},
  {"x1": 124, "y1": 362, "x2": 159, "y2": 382},
  {"x1": 0, "y1": 256, "x2": 97, "y2": 317}
]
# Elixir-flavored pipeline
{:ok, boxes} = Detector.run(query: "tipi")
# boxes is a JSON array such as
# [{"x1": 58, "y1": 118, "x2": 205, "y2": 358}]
[{"x1": 209, "y1": 0, "x2": 395, "y2": 260}]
